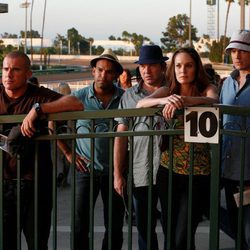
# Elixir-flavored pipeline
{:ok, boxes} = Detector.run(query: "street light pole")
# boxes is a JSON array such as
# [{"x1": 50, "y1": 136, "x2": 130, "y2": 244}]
[
  {"x1": 217, "y1": 0, "x2": 220, "y2": 42},
  {"x1": 240, "y1": 0, "x2": 245, "y2": 29},
  {"x1": 77, "y1": 42, "x2": 80, "y2": 55},
  {"x1": 20, "y1": 0, "x2": 30, "y2": 54},
  {"x1": 189, "y1": 0, "x2": 192, "y2": 47},
  {"x1": 40, "y1": 0, "x2": 47, "y2": 69},
  {"x1": 89, "y1": 41, "x2": 92, "y2": 56}
]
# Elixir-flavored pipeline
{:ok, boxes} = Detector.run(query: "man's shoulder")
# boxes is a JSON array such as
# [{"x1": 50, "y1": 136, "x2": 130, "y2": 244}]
[
  {"x1": 122, "y1": 84, "x2": 139, "y2": 96},
  {"x1": 28, "y1": 84, "x2": 62, "y2": 100},
  {"x1": 72, "y1": 86, "x2": 91, "y2": 98}
]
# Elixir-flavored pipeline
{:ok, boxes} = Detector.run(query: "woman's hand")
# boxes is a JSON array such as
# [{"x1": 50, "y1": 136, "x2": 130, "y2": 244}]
[{"x1": 161, "y1": 95, "x2": 184, "y2": 119}]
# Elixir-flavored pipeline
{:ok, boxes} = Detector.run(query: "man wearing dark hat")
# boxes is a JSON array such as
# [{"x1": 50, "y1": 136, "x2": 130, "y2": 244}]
[
  {"x1": 220, "y1": 29, "x2": 250, "y2": 249},
  {"x1": 114, "y1": 45, "x2": 168, "y2": 250},
  {"x1": 60, "y1": 49, "x2": 125, "y2": 250}
]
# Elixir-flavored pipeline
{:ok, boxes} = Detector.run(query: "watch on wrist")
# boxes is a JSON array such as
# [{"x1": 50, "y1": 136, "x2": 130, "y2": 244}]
[{"x1": 32, "y1": 103, "x2": 43, "y2": 116}]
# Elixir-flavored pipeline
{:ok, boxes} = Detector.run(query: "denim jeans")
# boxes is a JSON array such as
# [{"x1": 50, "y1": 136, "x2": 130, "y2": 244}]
[
  {"x1": 3, "y1": 180, "x2": 52, "y2": 250},
  {"x1": 133, "y1": 185, "x2": 159, "y2": 250},
  {"x1": 157, "y1": 166, "x2": 210, "y2": 250},
  {"x1": 73, "y1": 172, "x2": 124, "y2": 250}
]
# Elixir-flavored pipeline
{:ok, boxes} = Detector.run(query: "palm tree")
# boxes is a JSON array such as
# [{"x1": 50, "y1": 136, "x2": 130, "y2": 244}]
[{"x1": 222, "y1": 0, "x2": 234, "y2": 59}]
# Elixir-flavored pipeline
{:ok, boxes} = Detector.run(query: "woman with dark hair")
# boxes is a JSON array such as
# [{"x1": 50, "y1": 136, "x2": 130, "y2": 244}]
[
  {"x1": 137, "y1": 47, "x2": 219, "y2": 250},
  {"x1": 117, "y1": 69, "x2": 132, "y2": 90}
]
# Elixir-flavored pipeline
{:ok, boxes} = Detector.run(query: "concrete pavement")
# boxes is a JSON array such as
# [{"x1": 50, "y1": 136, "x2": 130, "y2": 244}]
[{"x1": 43, "y1": 186, "x2": 234, "y2": 250}]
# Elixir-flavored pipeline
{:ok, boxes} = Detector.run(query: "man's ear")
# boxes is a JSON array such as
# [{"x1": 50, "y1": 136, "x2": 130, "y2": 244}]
[
  {"x1": 92, "y1": 67, "x2": 96, "y2": 76},
  {"x1": 27, "y1": 70, "x2": 32, "y2": 79}
]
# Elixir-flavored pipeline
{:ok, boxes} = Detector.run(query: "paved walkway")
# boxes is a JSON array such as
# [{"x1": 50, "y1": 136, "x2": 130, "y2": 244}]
[{"x1": 22, "y1": 186, "x2": 235, "y2": 250}]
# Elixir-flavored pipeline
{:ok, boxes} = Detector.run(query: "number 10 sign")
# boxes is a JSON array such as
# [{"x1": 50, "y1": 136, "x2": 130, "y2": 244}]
[{"x1": 184, "y1": 107, "x2": 219, "y2": 144}]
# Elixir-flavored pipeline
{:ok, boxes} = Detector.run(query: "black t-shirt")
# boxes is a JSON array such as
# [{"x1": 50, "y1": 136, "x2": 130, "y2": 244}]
[{"x1": 0, "y1": 83, "x2": 62, "y2": 180}]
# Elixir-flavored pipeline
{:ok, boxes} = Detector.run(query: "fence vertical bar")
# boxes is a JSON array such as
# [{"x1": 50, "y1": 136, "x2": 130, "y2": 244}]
[
  {"x1": 209, "y1": 143, "x2": 220, "y2": 250},
  {"x1": 70, "y1": 121, "x2": 76, "y2": 250},
  {"x1": 0, "y1": 150, "x2": 3, "y2": 250},
  {"x1": 34, "y1": 142, "x2": 39, "y2": 250},
  {"x1": 236, "y1": 117, "x2": 246, "y2": 250},
  {"x1": 127, "y1": 117, "x2": 134, "y2": 250},
  {"x1": 108, "y1": 119, "x2": 114, "y2": 250},
  {"x1": 89, "y1": 119, "x2": 95, "y2": 250},
  {"x1": 17, "y1": 155, "x2": 21, "y2": 250},
  {"x1": 146, "y1": 116, "x2": 154, "y2": 250},
  {"x1": 51, "y1": 126, "x2": 58, "y2": 250},
  {"x1": 167, "y1": 133, "x2": 174, "y2": 250},
  {"x1": 187, "y1": 143, "x2": 194, "y2": 250}
]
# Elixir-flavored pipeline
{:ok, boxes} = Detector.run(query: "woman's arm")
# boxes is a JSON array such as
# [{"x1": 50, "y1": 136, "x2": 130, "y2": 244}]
[
  {"x1": 182, "y1": 84, "x2": 219, "y2": 106},
  {"x1": 162, "y1": 84, "x2": 219, "y2": 120}
]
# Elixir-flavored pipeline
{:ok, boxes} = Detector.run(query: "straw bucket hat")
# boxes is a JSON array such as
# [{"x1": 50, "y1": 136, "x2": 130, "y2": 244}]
[{"x1": 90, "y1": 49, "x2": 123, "y2": 75}]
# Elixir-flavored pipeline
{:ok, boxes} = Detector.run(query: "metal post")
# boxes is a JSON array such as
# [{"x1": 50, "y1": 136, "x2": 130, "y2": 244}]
[
  {"x1": 240, "y1": 0, "x2": 245, "y2": 30},
  {"x1": 40, "y1": 0, "x2": 47, "y2": 70},
  {"x1": 68, "y1": 39, "x2": 70, "y2": 54},
  {"x1": 20, "y1": 1, "x2": 30, "y2": 54},
  {"x1": 189, "y1": 0, "x2": 192, "y2": 47},
  {"x1": 217, "y1": 0, "x2": 220, "y2": 42},
  {"x1": 77, "y1": 42, "x2": 80, "y2": 55},
  {"x1": 24, "y1": 1, "x2": 28, "y2": 53}
]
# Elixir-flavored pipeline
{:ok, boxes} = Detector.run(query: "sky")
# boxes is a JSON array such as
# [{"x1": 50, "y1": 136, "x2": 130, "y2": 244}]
[{"x1": 0, "y1": 0, "x2": 249, "y2": 45}]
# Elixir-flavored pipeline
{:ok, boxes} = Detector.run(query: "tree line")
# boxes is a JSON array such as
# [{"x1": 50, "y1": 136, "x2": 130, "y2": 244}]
[{"x1": 0, "y1": 8, "x2": 244, "y2": 64}]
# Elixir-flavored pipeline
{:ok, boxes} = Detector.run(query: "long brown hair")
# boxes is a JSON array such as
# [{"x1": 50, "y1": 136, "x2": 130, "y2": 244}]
[{"x1": 167, "y1": 47, "x2": 210, "y2": 96}]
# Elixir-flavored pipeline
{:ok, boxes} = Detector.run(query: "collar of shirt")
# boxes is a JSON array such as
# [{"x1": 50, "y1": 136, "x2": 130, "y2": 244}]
[{"x1": 87, "y1": 82, "x2": 124, "y2": 101}]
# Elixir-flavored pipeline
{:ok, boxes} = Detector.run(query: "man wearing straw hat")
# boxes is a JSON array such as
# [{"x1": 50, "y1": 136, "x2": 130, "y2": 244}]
[
  {"x1": 59, "y1": 49, "x2": 125, "y2": 250},
  {"x1": 220, "y1": 29, "x2": 250, "y2": 250}
]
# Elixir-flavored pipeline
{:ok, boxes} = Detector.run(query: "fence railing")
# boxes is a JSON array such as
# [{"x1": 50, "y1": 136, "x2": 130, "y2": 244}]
[{"x1": 0, "y1": 105, "x2": 249, "y2": 250}]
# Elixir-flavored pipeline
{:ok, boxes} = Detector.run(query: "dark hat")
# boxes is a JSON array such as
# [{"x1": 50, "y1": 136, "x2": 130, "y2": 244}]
[
  {"x1": 90, "y1": 49, "x2": 123, "y2": 75},
  {"x1": 135, "y1": 45, "x2": 169, "y2": 64},
  {"x1": 225, "y1": 29, "x2": 250, "y2": 53}
]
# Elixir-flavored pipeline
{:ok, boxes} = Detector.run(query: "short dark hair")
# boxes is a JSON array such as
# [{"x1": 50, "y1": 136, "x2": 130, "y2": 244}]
[{"x1": 5, "y1": 51, "x2": 31, "y2": 69}]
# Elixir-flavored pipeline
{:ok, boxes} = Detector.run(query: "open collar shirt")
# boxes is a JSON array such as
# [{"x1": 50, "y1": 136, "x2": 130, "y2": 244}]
[
  {"x1": 72, "y1": 83, "x2": 124, "y2": 173},
  {"x1": 116, "y1": 81, "x2": 162, "y2": 187},
  {"x1": 220, "y1": 70, "x2": 250, "y2": 181}
]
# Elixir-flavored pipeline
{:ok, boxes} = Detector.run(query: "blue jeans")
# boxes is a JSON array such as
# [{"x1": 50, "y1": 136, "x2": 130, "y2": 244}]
[
  {"x1": 3, "y1": 180, "x2": 52, "y2": 250},
  {"x1": 73, "y1": 172, "x2": 124, "y2": 250},
  {"x1": 133, "y1": 185, "x2": 159, "y2": 250},
  {"x1": 157, "y1": 166, "x2": 210, "y2": 250}
]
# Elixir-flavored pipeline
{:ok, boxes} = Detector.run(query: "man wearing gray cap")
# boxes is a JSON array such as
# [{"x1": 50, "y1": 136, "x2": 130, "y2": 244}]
[
  {"x1": 114, "y1": 45, "x2": 168, "y2": 250},
  {"x1": 60, "y1": 49, "x2": 125, "y2": 250},
  {"x1": 220, "y1": 29, "x2": 250, "y2": 249}
]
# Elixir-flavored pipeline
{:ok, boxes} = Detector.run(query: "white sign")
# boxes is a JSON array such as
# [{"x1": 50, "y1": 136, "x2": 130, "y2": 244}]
[{"x1": 184, "y1": 107, "x2": 219, "y2": 144}]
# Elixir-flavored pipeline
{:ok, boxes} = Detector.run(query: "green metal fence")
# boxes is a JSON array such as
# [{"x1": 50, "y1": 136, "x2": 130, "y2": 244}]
[{"x1": 0, "y1": 105, "x2": 249, "y2": 250}]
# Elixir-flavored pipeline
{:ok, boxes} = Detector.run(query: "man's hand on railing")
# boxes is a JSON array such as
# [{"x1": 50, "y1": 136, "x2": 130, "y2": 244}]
[{"x1": 21, "y1": 108, "x2": 38, "y2": 138}]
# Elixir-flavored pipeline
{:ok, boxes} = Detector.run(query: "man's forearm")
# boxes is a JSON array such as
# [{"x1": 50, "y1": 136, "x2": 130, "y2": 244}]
[
  {"x1": 114, "y1": 136, "x2": 128, "y2": 178},
  {"x1": 41, "y1": 95, "x2": 83, "y2": 114}
]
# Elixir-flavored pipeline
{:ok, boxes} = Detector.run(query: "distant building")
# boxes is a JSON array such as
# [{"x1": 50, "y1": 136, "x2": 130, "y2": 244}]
[
  {"x1": 92, "y1": 40, "x2": 135, "y2": 51},
  {"x1": 193, "y1": 37, "x2": 216, "y2": 53},
  {"x1": 0, "y1": 38, "x2": 53, "y2": 49}
]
